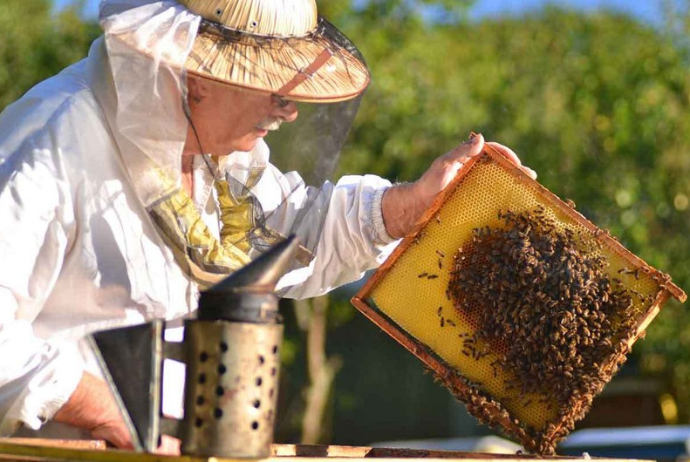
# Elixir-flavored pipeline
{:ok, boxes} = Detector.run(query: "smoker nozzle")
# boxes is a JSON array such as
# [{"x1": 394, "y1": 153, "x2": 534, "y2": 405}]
[{"x1": 197, "y1": 235, "x2": 299, "y2": 323}]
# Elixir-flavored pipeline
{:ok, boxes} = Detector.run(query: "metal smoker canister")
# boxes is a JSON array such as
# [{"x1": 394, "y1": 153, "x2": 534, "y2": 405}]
[
  {"x1": 88, "y1": 238, "x2": 299, "y2": 457},
  {"x1": 179, "y1": 300, "x2": 282, "y2": 457},
  {"x1": 179, "y1": 237, "x2": 297, "y2": 459}
]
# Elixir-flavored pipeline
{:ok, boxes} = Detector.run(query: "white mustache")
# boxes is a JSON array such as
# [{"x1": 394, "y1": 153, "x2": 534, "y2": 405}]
[{"x1": 257, "y1": 118, "x2": 283, "y2": 131}]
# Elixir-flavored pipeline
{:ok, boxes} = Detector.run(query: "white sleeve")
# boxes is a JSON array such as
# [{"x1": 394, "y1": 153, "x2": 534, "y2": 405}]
[
  {"x1": 280, "y1": 174, "x2": 400, "y2": 299},
  {"x1": 0, "y1": 137, "x2": 83, "y2": 434},
  {"x1": 0, "y1": 287, "x2": 84, "y2": 434}
]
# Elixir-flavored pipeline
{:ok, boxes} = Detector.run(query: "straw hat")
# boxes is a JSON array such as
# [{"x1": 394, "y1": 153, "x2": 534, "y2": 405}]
[{"x1": 175, "y1": 0, "x2": 370, "y2": 103}]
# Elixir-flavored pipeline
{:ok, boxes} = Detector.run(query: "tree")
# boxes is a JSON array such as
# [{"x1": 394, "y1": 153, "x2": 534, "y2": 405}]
[{"x1": 0, "y1": 0, "x2": 99, "y2": 111}]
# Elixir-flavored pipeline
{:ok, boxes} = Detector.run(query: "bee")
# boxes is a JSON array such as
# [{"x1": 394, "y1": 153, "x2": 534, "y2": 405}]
[
  {"x1": 413, "y1": 230, "x2": 427, "y2": 245},
  {"x1": 618, "y1": 267, "x2": 641, "y2": 280}
]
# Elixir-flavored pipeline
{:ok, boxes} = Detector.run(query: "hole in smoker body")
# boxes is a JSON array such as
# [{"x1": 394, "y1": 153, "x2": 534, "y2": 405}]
[{"x1": 251, "y1": 421, "x2": 259, "y2": 430}]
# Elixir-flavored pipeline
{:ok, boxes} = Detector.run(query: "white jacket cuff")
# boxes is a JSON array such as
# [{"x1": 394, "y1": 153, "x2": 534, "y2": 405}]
[
  {"x1": 371, "y1": 186, "x2": 396, "y2": 246},
  {"x1": 21, "y1": 346, "x2": 84, "y2": 429},
  {"x1": 0, "y1": 320, "x2": 84, "y2": 433}
]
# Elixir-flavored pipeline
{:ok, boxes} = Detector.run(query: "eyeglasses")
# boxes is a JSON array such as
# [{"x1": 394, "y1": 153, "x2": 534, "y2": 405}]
[{"x1": 271, "y1": 94, "x2": 291, "y2": 109}]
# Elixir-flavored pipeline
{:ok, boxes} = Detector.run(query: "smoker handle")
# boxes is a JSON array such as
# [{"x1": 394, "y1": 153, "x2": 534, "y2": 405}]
[{"x1": 159, "y1": 339, "x2": 185, "y2": 439}]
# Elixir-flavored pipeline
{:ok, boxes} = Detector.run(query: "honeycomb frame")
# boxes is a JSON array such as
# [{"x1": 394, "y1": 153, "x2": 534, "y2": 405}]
[{"x1": 351, "y1": 144, "x2": 687, "y2": 452}]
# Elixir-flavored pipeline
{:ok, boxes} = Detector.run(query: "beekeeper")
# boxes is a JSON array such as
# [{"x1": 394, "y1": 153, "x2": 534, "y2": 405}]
[{"x1": 0, "y1": 0, "x2": 534, "y2": 449}]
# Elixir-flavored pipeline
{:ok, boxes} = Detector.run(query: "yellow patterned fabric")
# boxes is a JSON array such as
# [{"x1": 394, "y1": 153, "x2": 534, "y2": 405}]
[
  {"x1": 148, "y1": 179, "x2": 255, "y2": 290},
  {"x1": 215, "y1": 177, "x2": 255, "y2": 254}
]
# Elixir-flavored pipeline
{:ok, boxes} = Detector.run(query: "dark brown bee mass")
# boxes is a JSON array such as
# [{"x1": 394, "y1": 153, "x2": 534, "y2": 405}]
[{"x1": 448, "y1": 207, "x2": 639, "y2": 454}]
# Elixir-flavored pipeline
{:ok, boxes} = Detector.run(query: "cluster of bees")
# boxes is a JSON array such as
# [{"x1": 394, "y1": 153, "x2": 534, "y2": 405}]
[{"x1": 445, "y1": 207, "x2": 643, "y2": 454}]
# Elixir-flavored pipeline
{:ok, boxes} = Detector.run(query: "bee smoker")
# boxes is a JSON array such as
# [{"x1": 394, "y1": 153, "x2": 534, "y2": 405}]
[{"x1": 89, "y1": 237, "x2": 298, "y2": 458}]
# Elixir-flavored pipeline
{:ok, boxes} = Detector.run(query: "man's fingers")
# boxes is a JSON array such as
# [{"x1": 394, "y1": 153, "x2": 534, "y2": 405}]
[
  {"x1": 447, "y1": 133, "x2": 485, "y2": 161},
  {"x1": 486, "y1": 141, "x2": 537, "y2": 179},
  {"x1": 91, "y1": 423, "x2": 134, "y2": 450},
  {"x1": 486, "y1": 141, "x2": 522, "y2": 166},
  {"x1": 521, "y1": 166, "x2": 538, "y2": 180}
]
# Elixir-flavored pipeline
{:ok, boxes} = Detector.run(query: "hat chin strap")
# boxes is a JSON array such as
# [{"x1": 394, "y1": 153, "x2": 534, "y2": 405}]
[{"x1": 276, "y1": 48, "x2": 334, "y2": 97}]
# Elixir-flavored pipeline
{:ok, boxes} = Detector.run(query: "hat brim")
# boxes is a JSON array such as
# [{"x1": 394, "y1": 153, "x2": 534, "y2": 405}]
[{"x1": 185, "y1": 27, "x2": 370, "y2": 103}]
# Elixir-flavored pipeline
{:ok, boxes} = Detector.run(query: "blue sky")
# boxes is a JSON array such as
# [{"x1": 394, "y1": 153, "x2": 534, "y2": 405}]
[
  {"x1": 54, "y1": 0, "x2": 666, "y2": 25},
  {"x1": 468, "y1": 0, "x2": 663, "y2": 24}
]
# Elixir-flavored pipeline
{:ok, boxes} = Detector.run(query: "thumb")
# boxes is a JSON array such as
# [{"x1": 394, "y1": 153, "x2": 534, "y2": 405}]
[
  {"x1": 446, "y1": 133, "x2": 484, "y2": 162},
  {"x1": 91, "y1": 422, "x2": 134, "y2": 450}
]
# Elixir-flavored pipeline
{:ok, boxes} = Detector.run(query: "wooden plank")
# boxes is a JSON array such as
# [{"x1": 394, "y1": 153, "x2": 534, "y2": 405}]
[
  {"x1": 0, "y1": 441, "x2": 654, "y2": 462},
  {"x1": 273, "y1": 444, "x2": 524, "y2": 458},
  {"x1": 0, "y1": 441, "x2": 199, "y2": 462},
  {"x1": 270, "y1": 444, "x2": 649, "y2": 461},
  {"x1": 0, "y1": 439, "x2": 106, "y2": 450}
]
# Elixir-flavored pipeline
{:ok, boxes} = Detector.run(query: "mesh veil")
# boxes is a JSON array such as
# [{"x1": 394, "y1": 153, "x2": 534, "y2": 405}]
[
  {"x1": 100, "y1": 0, "x2": 200, "y2": 205},
  {"x1": 235, "y1": 94, "x2": 364, "y2": 266}
]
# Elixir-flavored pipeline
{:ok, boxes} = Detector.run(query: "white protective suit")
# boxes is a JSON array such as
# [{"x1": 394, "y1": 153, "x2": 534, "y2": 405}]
[{"x1": 0, "y1": 0, "x2": 396, "y2": 438}]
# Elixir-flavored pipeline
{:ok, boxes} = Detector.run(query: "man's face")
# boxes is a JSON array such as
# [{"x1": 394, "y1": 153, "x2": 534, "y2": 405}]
[{"x1": 184, "y1": 74, "x2": 299, "y2": 156}]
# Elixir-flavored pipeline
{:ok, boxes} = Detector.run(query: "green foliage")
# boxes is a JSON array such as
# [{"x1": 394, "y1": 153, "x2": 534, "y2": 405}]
[
  {"x1": 0, "y1": 0, "x2": 99, "y2": 111},
  {"x1": 317, "y1": 0, "x2": 473, "y2": 27}
]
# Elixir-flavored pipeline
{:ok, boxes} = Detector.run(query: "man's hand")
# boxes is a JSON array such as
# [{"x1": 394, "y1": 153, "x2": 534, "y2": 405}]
[
  {"x1": 53, "y1": 372, "x2": 134, "y2": 450},
  {"x1": 53, "y1": 372, "x2": 181, "y2": 454},
  {"x1": 381, "y1": 134, "x2": 537, "y2": 239}
]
